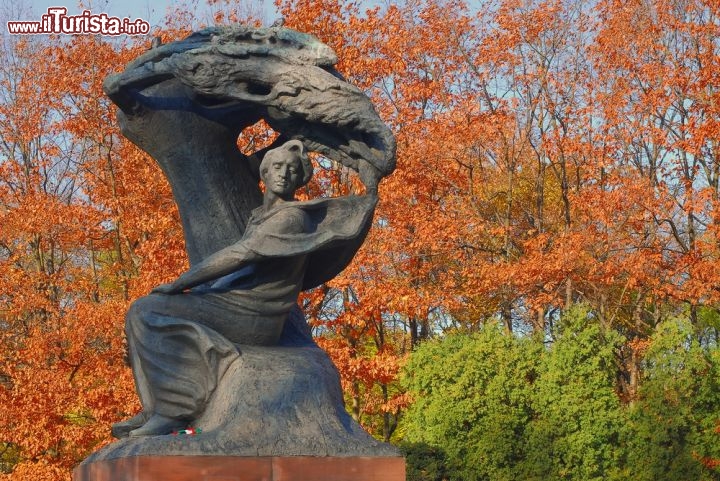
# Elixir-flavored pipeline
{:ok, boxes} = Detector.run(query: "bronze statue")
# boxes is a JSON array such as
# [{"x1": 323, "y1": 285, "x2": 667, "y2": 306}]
[
  {"x1": 114, "y1": 140, "x2": 375, "y2": 437},
  {"x1": 82, "y1": 25, "x2": 399, "y2": 462}
]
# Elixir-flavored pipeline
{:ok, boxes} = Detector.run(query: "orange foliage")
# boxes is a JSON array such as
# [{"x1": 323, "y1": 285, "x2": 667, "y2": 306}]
[
  {"x1": 0, "y1": 22, "x2": 186, "y2": 481},
  {"x1": 281, "y1": 0, "x2": 720, "y2": 440}
]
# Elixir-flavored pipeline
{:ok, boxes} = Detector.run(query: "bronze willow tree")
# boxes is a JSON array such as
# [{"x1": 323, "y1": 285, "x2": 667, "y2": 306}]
[{"x1": 103, "y1": 26, "x2": 396, "y2": 265}]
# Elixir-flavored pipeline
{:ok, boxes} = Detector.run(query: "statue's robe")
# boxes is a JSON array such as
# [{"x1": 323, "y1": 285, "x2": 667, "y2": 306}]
[{"x1": 125, "y1": 195, "x2": 376, "y2": 419}]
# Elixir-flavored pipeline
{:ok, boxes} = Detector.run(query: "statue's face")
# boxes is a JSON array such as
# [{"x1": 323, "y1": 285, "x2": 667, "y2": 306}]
[{"x1": 263, "y1": 154, "x2": 302, "y2": 198}]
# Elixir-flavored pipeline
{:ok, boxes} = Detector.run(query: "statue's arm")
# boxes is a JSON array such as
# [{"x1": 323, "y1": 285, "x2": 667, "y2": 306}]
[
  {"x1": 153, "y1": 206, "x2": 309, "y2": 295},
  {"x1": 153, "y1": 242, "x2": 260, "y2": 294}
]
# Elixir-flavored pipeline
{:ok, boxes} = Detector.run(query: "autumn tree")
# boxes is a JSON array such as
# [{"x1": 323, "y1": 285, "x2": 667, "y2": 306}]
[
  {"x1": 0, "y1": 33, "x2": 137, "y2": 479},
  {"x1": 0, "y1": 9, "x2": 194, "y2": 479},
  {"x1": 279, "y1": 0, "x2": 720, "y2": 446}
]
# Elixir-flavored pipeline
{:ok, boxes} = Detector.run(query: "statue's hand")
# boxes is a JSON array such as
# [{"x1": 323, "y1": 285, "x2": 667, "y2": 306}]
[
  {"x1": 359, "y1": 160, "x2": 381, "y2": 195},
  {"x1": 152, "y1": 283, "x2": 179, "y2": 295}
]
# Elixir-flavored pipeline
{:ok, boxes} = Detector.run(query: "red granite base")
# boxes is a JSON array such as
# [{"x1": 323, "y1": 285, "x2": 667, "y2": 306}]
[{"x1": 73, "y1": 456, "x2": 406, "y2": 481}]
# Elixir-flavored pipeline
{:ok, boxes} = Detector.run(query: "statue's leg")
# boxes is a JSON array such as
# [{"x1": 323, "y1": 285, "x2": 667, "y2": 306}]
[
  {"x1": 111, "y1": 297, "x2": 159, "y2": 438},
  {"x1": 110, "y1": 410, "x2": 147, "y2": 439},
  {"x1": 120, "y1": 293, "x2": 240, "y2": 436},
  {"x1": 126, "y1": 316, "x2": 155, "y2": 412}
]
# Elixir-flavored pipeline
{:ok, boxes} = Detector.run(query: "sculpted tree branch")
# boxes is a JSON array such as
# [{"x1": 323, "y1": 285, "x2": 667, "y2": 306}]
[{"x1": 103, "y1": 26, "x2": 395, "y2": 264}]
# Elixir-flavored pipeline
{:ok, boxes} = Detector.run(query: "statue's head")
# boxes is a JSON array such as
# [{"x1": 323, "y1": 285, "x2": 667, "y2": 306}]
[{"x1": 260, "y1": 140, "x2": 313, "y2": 198}]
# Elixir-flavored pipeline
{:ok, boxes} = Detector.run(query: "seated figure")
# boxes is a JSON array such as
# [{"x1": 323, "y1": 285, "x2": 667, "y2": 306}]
[{"x1": 113, "y1": 140, "x2": 375, "y2": 437}]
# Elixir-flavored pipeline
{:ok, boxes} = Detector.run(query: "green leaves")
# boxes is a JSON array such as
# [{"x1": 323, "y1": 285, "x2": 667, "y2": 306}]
[
  {"x1": 402, "y1": 323, "x2": 541, "y2": 481},
  {"x1": 401, "y1": 307, "x2": 720, "y2": 481},
  {"x1": 624, "y1": 317, "x2": 720, "y2": 481}
]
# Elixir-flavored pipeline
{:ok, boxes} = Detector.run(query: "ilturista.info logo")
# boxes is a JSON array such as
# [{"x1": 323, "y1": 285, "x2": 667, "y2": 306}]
[{"x1": 7, "y1": 7, "x2": 150, "y2": 35}]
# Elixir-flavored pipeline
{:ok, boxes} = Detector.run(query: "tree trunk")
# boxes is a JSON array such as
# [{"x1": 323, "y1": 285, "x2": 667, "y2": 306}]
[{"x1": 114, "y1": 80, "x2": 262, "y2": 265}]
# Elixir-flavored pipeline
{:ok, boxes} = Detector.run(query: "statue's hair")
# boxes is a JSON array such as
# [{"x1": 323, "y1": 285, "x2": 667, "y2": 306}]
[{"x1": 260, "y1": 140, "x2": 313, "y2": 188}]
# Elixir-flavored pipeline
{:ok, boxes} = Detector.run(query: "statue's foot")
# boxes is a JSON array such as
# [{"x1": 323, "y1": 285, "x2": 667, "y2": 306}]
[
  {"x1": 111, "y1": 411, "x2": 148, "y2": 439},
  {"x1": 128, "y1": 414, "x2": 187, "y2": 437}
]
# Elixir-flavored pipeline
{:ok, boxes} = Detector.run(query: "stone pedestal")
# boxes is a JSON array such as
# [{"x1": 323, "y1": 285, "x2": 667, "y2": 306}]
[
  {"x1": 81, "y1": 344, "x2": 398, "y2": 462},
  {"x1": 73, "y1": 456, "x2": 406, "y2": 481},
  {"x1": 76, "y1": 343, "x2": 403, "y2": 479}
]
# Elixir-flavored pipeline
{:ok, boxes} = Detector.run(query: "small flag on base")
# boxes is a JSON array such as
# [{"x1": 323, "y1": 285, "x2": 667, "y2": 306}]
[{"x1": 172, "y1": 427, "x2": 202, "y2": 436}]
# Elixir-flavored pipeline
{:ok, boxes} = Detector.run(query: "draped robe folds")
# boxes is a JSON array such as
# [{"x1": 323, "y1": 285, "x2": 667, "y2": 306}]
[{"x1": 125, "y1": 195, "x2": 377, "y2": 419}]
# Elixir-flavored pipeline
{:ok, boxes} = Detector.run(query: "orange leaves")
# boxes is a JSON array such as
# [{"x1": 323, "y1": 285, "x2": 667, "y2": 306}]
[
  {"x1": 281, "y1": 0, "x2": 720, "y2": 347},
  {"x1": 0, "y1": 297, "x2": 135, "y2": 472},
  {"x1": 0, "y1": 25, "x2": 182, "y2": 478},
  {"x1": 5, "y1": 460, "x2": 69, "y2": 481},
  {"x1": 318, "y1": 337, "x2": 403, "y2": 387}
]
